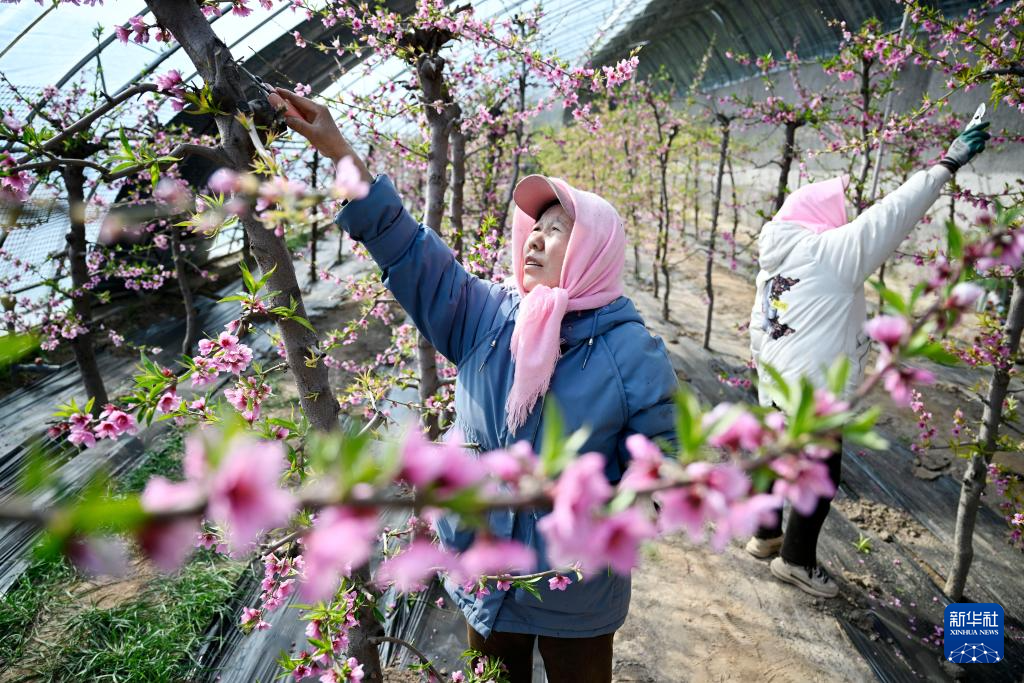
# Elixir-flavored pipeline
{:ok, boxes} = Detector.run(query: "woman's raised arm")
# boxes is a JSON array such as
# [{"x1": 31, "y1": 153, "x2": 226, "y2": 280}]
[{"x1": 274, "y1": 88, "x2": 510, "y2": 366}]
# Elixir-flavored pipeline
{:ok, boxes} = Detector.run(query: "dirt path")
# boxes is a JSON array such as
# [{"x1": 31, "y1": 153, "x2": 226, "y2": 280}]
[{"x1": 615, "y1": 536, "x2": 873, "y2": 682}]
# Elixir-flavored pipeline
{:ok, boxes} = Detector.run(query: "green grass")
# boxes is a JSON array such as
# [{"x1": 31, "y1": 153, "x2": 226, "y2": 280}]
[
  {"x1": 0, "y1": 555, "x2": 76, "y2": 668},
  {"x1": 116, "y1": 428, "x2": 185, "y2": 494},
  {"x1": 36, "y1": 552, "x2": 245, "y2": 682},
  {"x1": 0, "y1": 429, "x2": 249, "y2": 680}
]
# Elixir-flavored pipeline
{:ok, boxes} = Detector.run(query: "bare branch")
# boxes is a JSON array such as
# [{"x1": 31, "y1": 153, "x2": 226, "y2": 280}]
[{"x1": 369, "y1": 636, "x2": 445, "y2": 681}]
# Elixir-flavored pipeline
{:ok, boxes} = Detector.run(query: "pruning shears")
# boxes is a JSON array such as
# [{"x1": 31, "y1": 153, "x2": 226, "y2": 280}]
[
  {"x1": 237, "y1": 61, "x2": 275, "y2": 95},
  {"x1": 966, "y1": 103, "x2": 986, "y2": 131}
]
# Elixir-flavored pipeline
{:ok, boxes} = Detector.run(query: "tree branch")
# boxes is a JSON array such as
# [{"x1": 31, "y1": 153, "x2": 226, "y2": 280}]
[
  {"x1": 7, "y1": 157, "x2": 111, "y2": 175},
  {"x1": 982, "y1": 66, "x2": 1024, "y2": 78},
  {"x1": 104, "y1": 143, "x2": 231, "y2": 181},
  {"x1": 38, "y1": 83, "x2": 159, "y2": 155},
  {"x1": 368, "y1": 636, "x2": 444, "y2": 681}
]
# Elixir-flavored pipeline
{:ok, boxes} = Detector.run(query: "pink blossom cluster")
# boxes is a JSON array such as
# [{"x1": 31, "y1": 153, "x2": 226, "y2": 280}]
[
  {"x1": 988, "y1": 463, "x2": 1024, "y2": 549},
  {"x1": 0, "y1": 153, "x2": 32, "y2": 202},
  {"x1": 224, "y1": 375, "x2": 273, "y2": 423},
  {"x1": 191, "y1": 331, "x2": 254, "y2": 388},
  {"x1": 52, "y1": 404, "x2": 138, "y2": 449},
  {"x1": 288, "y1": 595, "x2": 364, "y2": 682},
  {"x1": 139, "y1": 434, "x2": 296, "y2": 565},
  {"x1": 114, "y1": 16, "x2": 172, "y2": 45},
  {"x1": 539, "y1": 449, "x2": 655, "y2": 574},
  {"x1": 864, "y1": 315, "x2": 935, "y2": 405},
  {"x1": 39, "y1": 311, "x2": 89, "y2": 351},
  {"x1": 908, "y1": 390, "x2": 936, "y2": 458},
  {"x1": 154, "y1": 69, "x2": 187, "y2": 112}
]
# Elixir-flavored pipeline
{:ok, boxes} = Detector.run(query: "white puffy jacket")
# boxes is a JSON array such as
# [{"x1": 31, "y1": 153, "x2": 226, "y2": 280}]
[{"x1": 750, "y1": 166, "x2": 951, "y2": 405}]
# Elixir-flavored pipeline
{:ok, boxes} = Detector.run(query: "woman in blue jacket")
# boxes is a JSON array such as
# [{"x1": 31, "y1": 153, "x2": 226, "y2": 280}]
[{"x1": 275, "y1": 87, "x2": 677, "y2": 683}]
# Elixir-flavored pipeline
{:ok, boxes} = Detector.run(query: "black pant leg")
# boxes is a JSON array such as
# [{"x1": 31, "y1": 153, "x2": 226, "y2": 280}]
[
  {"x1": 538, "y1": 632, "x2": 614, "y2": 683},
  {"x1": 466, "y1": 624, "x2": 536, "y2": 683},
  {"x1": 779, "y1": 444, "x2": 843, "y2": 568}
]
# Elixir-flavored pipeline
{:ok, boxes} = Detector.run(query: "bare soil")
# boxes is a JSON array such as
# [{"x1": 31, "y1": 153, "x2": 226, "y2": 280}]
[{"x1": 615, "y1": 536, "x2": 874, "y2": 683}]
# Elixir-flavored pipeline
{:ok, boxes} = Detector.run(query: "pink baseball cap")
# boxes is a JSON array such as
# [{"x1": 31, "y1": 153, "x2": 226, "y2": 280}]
[{"x1": 512, "y1": 174, "x2": 576, "y2": 221}]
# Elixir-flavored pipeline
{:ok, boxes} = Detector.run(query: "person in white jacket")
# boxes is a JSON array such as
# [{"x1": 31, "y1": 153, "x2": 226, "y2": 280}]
[{"x1": 746, "y1": 122, "x2": 991, "y2": 598}]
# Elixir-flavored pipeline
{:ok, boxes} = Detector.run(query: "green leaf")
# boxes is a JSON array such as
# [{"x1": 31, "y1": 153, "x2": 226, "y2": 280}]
[
  {"x1": 844, "y1": 428, "x2": 889, "y2": 451},
  {"x1": 256, "y1": 264, "x2": 278, "y2": 291},
  {"x1": 947, "y1": 219, "x2": 963, "y2": 260},
  {"x1": 19, "y1": 446, "x2": 56, "y2": 494},
  {"x1": 239, "y1": 262, "x2": 256, "y2": 294},
  {"x1": 841, "y1": 406, "x2": 888, "y2": 451},
  {"x1": 788, "y1": 377, "x2": 816, "y2": 437},
  {"x1": 673, "y1": 388, "x2": 705, "y2": 460},
  {"x1": 515, "y1": 580, "x2": 543, "y2": 602},
  {"x1": 750, "y1": 465, "x2": 776, "y2": 493},
  {"x1": 871, "y1": 282, "x2": 909, "y2": 316},
  {"x1": 825, "y1": 357, "x2": 850, "y2": 396},
  {"x1": 289, "y1": 315, "x2": 317, "y2": 334},
  {"x1": 607, "y1": 489, "x2": 637, "y2": 514},
  {"x1": 914, "y1": 342, "x2": 960, "y2": 366},
  {"x1": 0, "y1": 332, "x2": 39, "y2": 367},
  {"x1": 759, "y1": 362, "x2": 791, "y2": 406},
  {"x1": 539, "y1": 400, "x2": 572, "y2": 478}
]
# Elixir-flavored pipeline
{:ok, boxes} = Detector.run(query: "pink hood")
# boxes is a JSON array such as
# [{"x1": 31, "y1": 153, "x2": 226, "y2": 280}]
[
  {"x1": 773, "y1": 175, "x2": 849, "y2": 234},
  {"x1": 506, "y1": 178, "x2": 625, "y2": 432}
]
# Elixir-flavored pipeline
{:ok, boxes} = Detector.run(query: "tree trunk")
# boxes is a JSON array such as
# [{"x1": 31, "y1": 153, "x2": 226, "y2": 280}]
[
  {"x1": 144, "y1": 0, "x2": 341, "y2": 436},
  {"x1": 853, "y1": 57, "x2": 874, "y2": 213},
  {"x1": 62, "y1": 166, "x2": 108, "y2": 412},
  {"x1": 415, "y1": 53, "x2": 457, "y2": 439},
  {"x1": 691, "y1": 173, "x2": 699, "y2": 240},
  {"x1": 773, "y1": 122, "x2": 798, "y2": 213},
  {"x1": 241, "y1": 224, "x2": 253, "y2": 267},
  {"x1": 945, "y1": 273, "x2": 1024, "y2": 600},
  {"x1": 949, "y1": 184, "x2": 957, "y2": 226},
  {"x1": 142, "y1": 2, "x2": 361, "y2": 671},
  {"x1": 659, "y1": 156, "x2": 671, "y2": 321},
  {"x1": 493, "y1": 28, "x2": 528, "y2": 236},
  {"x1": 727, "y1": 154, "x2": 739, "y2": 263},
  {"x1": 704, "y1": 117, "x2": 731, "y2": 351},
  {"x1": 623, "y1": 140, "x2": 641, "y2": 283},
  {"x1": 450, "y1": 117, "x2": 465, "y2": 261},
  {"x1": 309, "y1": 150, "x2": 319, "y2": 285},
  {"x1": 169, "y1": 225, "x2": 198, "y2": 356}
]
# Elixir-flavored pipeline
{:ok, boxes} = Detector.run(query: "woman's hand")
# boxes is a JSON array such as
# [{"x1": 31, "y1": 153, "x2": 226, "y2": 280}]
[{"x1": 271, "y1": 87, "x2": 373, "y2": 183}]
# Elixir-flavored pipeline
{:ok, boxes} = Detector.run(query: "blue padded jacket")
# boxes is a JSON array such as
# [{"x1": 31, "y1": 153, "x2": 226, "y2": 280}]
[{"x1": 336, "y1": 175, "x2": 677, "y2": 637}]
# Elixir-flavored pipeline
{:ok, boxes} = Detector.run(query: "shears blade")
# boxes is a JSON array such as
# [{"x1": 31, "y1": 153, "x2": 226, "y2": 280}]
[{"x1": 967, "y1": 103, "x2": 986, "y2": 131}]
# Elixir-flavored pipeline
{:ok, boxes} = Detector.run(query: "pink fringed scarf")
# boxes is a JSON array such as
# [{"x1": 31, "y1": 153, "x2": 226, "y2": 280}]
[
  {"x1": 773, "y1": 175, "x2": 849, "y2": 234},
  {"x1": 505, "y1": 177, "x2": 626, "y2": 432}
]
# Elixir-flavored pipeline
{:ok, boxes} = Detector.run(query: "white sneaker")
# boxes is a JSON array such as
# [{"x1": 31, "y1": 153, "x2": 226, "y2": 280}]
[
  {"x1": 770, "y1": 557, "x2": 839, "y2": 598},
  {"x1": 745, "y1": 535, "x2": 783, "y2": 559}
]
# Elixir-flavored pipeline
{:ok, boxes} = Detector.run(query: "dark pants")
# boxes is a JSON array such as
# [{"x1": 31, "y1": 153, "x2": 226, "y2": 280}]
[
  {"x1": 755, "y1": 444, "x2": 842, "y2": 568},
  {"x1": 467, "y1": 624, "x2": 614, "y2": 683}
]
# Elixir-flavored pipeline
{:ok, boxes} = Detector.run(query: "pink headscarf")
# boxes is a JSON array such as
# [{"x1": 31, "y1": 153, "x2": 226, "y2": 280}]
[
  {"x1": 773, "y1": 176, "x2": 849, "y2": 234},
  {"x1": 506, "y1": 177, "x2": 626, "y2": 432}
]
